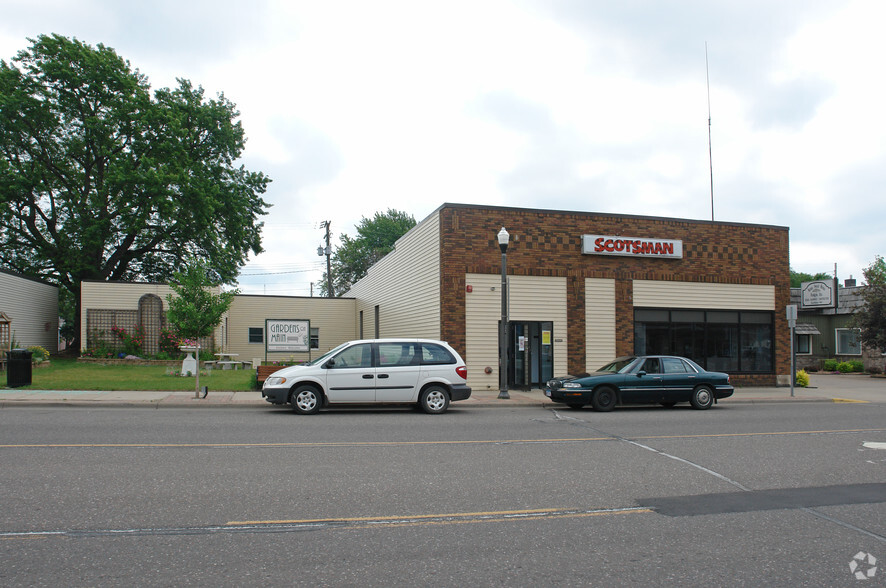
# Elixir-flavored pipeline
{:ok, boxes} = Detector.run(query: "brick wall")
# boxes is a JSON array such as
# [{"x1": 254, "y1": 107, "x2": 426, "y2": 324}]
[{"x1": 437, "y1": 204, "x2": 791, "y2": 386}]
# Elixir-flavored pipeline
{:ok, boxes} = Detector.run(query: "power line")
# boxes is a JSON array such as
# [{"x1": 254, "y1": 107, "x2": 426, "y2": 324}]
[{"x1": 239, "y1": 268, "x2": 322, "y2": 276}]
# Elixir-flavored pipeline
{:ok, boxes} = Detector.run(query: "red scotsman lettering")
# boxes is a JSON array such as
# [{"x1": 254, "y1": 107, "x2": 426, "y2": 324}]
[{"x1": 585, "y1": 234, "x2": 681, "y2": 258}]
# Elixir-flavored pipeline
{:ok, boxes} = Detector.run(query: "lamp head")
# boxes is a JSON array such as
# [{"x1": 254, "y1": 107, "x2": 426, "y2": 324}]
[{"x1": 497, "y1": 227, "x2": 509, "y2": 253}]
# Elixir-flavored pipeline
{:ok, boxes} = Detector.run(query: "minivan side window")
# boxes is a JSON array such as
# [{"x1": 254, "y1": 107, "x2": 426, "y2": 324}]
[
  {"x1": 420, "y1": 343, "x2": 455, "y2": 365},
  {"x1": 378, "y1": 343, "x2": 420, "y2": 367},
  {"x1": 331, "y1": 343, "x2": 372, "y2": 368}
]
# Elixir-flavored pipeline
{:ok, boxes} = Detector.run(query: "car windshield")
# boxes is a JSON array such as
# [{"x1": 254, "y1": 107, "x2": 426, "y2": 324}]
[
  {"x1": 595, "y1": 357, "x2": 638, "y2": 374},
  {"x1": 302, "y1": 342, "x2": 351, "y2": 366}
]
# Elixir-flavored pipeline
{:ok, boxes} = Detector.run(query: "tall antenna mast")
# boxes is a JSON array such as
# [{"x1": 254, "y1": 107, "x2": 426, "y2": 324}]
[{"x1": 706, "y1": 42, "x2": 714, "y2": 221}]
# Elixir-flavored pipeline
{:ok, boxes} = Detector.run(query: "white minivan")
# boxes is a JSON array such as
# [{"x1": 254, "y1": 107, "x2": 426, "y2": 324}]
[{"x1": 261, "y1": 339, "x2": 471, "y2": 414}]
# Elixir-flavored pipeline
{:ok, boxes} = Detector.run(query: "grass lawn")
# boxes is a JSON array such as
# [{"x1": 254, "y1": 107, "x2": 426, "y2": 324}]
[{"x1": 10, "y1": 357, "x2": 257, "y2": 392}]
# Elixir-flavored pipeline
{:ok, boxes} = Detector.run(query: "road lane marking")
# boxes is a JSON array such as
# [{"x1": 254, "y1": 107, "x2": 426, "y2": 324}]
[
  {"x1": 0, "y1": 428, "x2": 884, "y2": 449},
  {"x1": 226, "y1": 506, "x2": 650, "y2": 527},
  {"x1": 0, "y1": 507, "x2": 652, "y2": 540}
]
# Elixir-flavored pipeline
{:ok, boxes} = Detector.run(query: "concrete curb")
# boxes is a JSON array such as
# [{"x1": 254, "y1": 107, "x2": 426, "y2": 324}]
[{"x1": 0, "y1": 395, "x2": 841, "y2": 409}]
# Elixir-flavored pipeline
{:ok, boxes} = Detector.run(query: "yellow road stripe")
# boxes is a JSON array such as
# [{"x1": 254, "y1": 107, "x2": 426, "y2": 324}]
[
  {"x1": 228, "y1": 508, "x2": 568, "y2": 526},
  {"x1": 0, "y1": 428, "x2": 882, "y2": 449},
  {"x1": 226, "y1": 507, "x2": 652, "y2": 528}
]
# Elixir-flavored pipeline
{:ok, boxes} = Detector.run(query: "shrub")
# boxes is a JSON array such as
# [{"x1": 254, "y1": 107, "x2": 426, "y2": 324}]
[
  {"x1": 822, "y1": 359, "x2": 839, "y2": 372},
  {"x1": 795, "y1": 369, "x2": 810, "y2": 387},
  {"x1": 159, "y1": 329, "x2": 183, "y2": 355},
  {"x1": 848, "y1": 360, "x2": 864, "y2": 372},
  {"x1": 869, "y1": 365, "x2": 883, "y2": 375},
  {"x1": 28, "y1": 345, "x2": 49, "y2": 362},
  {"x1": 836, "y1": 361, "x2": 855, "y2": 373},
  {"x1": 111, "y1": 325, "x2": 144, "y2": 356}
]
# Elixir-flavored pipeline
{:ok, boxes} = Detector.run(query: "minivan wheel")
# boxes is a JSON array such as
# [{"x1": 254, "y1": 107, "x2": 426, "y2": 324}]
[
  {"x1": 690, "y1": 385, "x2": 714, "y2": 410},
  {"x1": 419, "y1": 386, "x2": 450, "y2": 414},
  {"x1": 291, "y1": 385, "x2": 322, "y2": 415}
]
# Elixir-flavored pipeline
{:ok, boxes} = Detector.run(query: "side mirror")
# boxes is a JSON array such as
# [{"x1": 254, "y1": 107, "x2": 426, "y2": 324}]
[
  {"x1": 637, "y1": 370, "x2": 647, "y2": 377},
  {"x1": 324, "y1": 358, "x2": 335, "y2": 368}
]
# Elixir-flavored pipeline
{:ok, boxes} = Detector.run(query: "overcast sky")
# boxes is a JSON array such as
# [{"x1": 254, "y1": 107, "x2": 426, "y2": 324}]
[{"x1": 3, "y1": 0, "x2": 883, "y2": 294}]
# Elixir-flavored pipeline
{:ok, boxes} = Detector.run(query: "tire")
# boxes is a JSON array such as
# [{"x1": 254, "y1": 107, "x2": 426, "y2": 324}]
[
  {"x1": 567, "y1": 403, "x2": 586, "y2": 410},
  {"x1": 591, "y1": 386, "x2": 617, "y2": 412},
  {"x1": 689, "y1": 385, "x2": 714, "y2": 410},
  {"x1": 419, "y1": 386, "x2": 450, "y2": 414},
  {"x1": 291, "y1": 385, "x2": 322, "y2": 415}
]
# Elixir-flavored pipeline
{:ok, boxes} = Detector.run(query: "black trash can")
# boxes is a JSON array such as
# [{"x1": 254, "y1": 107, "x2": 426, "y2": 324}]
[{"x1": 7, "y1": 349, "x2": 33, "y2": 388}]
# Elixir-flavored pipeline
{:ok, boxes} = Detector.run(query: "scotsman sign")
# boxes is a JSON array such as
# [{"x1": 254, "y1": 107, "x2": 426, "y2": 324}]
[
  {"x1": 582, "y1": 235, "x2": 683, "y2": 259},
  {"x1": 265, "y1": 319, "x2": 310, "y2": 353}
]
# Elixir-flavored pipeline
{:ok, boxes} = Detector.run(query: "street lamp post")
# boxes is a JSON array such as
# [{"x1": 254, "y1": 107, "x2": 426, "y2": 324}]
[{"x1": 497, "y1": 227, "x2": 510, "y2": 400}]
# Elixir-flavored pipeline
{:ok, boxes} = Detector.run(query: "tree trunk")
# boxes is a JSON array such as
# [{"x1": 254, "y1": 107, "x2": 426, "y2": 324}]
[{"x1": 195, "y1": 342, "x2": 201, "y2": 399}]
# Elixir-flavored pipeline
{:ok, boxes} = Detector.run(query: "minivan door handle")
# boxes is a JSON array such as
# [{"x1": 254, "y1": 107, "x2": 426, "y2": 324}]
[
  {"x1": 362, "y1": 374, "x2": 374, "y2": 379},
  {"x1": 377, "y1": 374, "x2": 389, "y2": 379}
]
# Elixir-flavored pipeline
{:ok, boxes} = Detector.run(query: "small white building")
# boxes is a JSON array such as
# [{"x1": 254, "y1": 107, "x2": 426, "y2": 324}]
[{"x1": 0, "y1": 269, "x2": 59, "y2": 354}]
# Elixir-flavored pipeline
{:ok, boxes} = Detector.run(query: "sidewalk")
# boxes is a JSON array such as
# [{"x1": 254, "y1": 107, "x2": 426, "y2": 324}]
[{"x1": 0, "y1": 374, "x2": 882, "y2": 408}]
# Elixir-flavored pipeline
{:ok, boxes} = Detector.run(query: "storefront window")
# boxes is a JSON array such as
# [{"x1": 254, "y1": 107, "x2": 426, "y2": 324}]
[
  {"x1": 796, "y1": 334, "x2": 811, "y2": 354},
  {"x1": 836, "y1": 328, "x2": 861, "y2": 355},
  {"x1": 634, "y1": 309, "x2": 773, "y2": 373},
  {"x1": 671, "y1": 311, "x2": 704, "y2": 362}
]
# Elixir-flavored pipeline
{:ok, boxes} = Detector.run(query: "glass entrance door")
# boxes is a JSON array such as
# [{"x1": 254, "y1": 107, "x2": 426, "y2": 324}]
[{"x1": 508, "y1": 321, "x2": 553, "y2": 388}]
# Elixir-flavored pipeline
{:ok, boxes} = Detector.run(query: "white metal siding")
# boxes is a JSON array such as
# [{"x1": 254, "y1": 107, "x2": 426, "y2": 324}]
[
  {"x1": 632, "y1": 280, "x2": 775, "y2": 310},
  {"x1": 585, "y1": 279, "x2": 616, "y2": 372},
  {"x1": 0, "y1": 272, "x2": 58, "y2": 352},
  {"x1": 225, "y1": 295, "x2": 356, "y2": 362},
  {"x1": 465, "y1": 274, "x2": 567, "y2": 390},
  {"x1": 80, "y1": 281, "x2": 219, "y2": 352},
  {"x1": 347, "y1": 213, "x2": 441, "y2": 339}
]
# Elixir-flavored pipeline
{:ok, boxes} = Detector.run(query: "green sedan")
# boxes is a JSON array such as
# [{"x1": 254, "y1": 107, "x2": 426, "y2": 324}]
[{"x1": 545, "y1": 355, "x2": 734, "y2": 411}]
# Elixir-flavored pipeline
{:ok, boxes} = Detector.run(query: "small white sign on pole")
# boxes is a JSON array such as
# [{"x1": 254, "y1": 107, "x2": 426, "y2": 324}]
[{"x1": 786, "y1": 304, "x2": 797, "y2": 328}]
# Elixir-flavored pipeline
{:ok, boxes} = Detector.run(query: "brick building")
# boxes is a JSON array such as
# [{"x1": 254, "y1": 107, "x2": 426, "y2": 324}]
[{"x1": 349, "y1": 203, "x2": 791, "y2": 388}]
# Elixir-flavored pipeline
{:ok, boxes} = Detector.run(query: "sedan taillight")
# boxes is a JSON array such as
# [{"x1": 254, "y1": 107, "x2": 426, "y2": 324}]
[{"x1": 456, "y1": 366, "x2": 467, "y2": 380}]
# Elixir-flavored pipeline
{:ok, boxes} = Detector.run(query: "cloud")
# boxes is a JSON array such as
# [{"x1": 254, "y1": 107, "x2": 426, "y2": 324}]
[{"x1": 1, "y1": 0, "x2": 883, "y2": 292}]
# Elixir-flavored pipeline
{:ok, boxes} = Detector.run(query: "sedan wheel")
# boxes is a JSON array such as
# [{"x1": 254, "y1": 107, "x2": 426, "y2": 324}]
[
  {"x1": 419, "y1": 386, "x2": 450, "y2": 414},
  {"x1": 689, "y1": 385, "x2": 714, "y2": 410},
  {"x1": 291, "y1": 385, "x2": 322, "y2": 415},
  {"x1": 591, "y1": 386, "x2": 617, "y2": 412}
]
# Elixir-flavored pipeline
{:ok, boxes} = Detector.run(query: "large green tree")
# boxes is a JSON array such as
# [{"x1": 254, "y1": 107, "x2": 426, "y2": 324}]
[
  {"x1": 789, "y1": 268, "x2": 833, "y2": 288},
  {"x1": 0, "y1": 34, "x2": 270, "y2": 348},
  {"x1": 321, "y1": 209, "x2": 416, "y2": 296},
  {"x1": 851, "y1": 255, "x2": 886, "y2": 355}
]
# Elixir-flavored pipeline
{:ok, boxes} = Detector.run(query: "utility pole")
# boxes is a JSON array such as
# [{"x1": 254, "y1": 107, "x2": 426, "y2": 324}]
[{"x1": 318, "y1": 221, "x2": 334, "y2": 297}]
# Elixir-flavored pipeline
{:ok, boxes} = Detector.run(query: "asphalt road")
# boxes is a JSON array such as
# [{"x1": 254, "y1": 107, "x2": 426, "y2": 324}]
[{"x1": 1, "y1": 402, "x2": 884, "y2": 586}]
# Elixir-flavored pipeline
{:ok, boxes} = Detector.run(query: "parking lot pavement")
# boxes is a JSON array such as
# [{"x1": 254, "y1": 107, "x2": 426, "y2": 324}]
[{"x1": 0, "y1": 373, "x2": 882, "y2": 408}]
